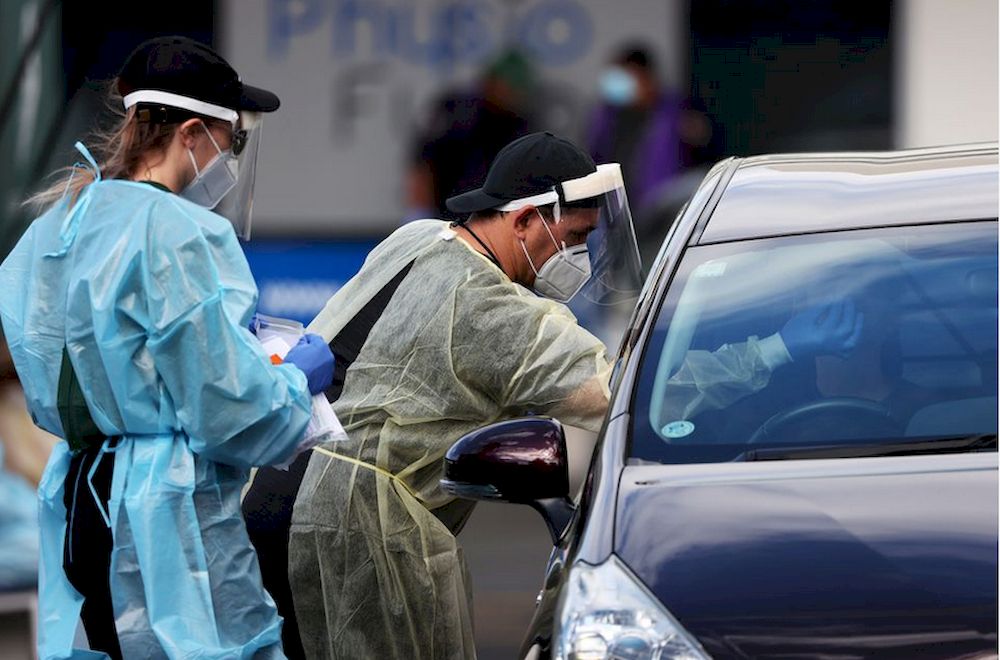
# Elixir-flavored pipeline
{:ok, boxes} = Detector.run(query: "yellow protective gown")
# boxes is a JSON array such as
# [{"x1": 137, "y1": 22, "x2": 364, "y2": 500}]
[{"x1": 289, "y1": 220, "x2": 610, "y2": 659}]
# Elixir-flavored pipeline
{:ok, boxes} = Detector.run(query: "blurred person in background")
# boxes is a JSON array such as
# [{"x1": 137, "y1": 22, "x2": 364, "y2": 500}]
[
  {"x1": 0, "y1": 36, "x2": 334, "y2": 659},
  {"x1": 0, "y1": 332, "x2": 58, "y2": 487},
  {"x1": 403, "y1": 49, "x2": 536, "y2": 222},
  {"x1": 0, "y1": 331, "x2": 51, "y2": 593},
  {"x1": 587, "y1": 43, "x2": 712, "y2": 213},
  {"x1": 286, "y1": 132, "x2": 642, "y2": 659},
  {"x1": 0, "y1": 443, "x2": 38, "y2": 593},
  {"x1": 586, "y1": 42, "x2": 714, "y2": 272}
]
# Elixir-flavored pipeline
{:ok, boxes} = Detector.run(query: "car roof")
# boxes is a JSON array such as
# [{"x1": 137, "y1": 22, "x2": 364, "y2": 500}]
[{"x1": 697, "y1": 142, "x2": 999, "y2": 244}]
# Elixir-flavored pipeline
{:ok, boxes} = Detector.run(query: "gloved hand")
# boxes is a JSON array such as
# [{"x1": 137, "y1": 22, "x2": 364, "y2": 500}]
[
  {"x1": 780, "y1": 299, "x2": 864, "y2": 361},
  {"x1": 284, "y1": 333, "x2": 335, "y2": 395},
  {"x1": 247, "y1": 313, "x2": 263, "y2": 335}
]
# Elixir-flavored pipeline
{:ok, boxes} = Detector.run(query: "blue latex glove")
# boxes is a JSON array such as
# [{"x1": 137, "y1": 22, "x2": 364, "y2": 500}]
[
  {"x1": 247, "y1": 313, "x2": 262, "y2": 335},
  {"x1": 780, "y1": 299, "x2": 864, "y2": 361},
  {"x1": 284, "y1": 333, "x2": 335, "y2": 395}
]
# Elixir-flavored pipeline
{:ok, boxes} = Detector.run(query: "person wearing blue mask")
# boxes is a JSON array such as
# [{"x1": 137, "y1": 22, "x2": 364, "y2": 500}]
[
  {"x1": 588, "y1": 43, "x2": 712, "y2": 214},
  {"x1": 0, "y1": 36, "x2": 334, "y2": 659}
]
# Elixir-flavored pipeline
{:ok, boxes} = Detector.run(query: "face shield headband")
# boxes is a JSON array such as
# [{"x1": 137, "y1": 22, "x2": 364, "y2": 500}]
[
  {"x1": 123, "y1": 90, "x2": 238, "y2": 125},
  {"x1": 494, "y1": 163, "x2": 626, "y2": 220}
]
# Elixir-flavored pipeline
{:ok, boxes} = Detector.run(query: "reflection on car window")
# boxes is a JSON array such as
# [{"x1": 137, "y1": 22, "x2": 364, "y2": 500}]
[{"x1": 631, "y1": 222, "x2": 999, "y2": 464}]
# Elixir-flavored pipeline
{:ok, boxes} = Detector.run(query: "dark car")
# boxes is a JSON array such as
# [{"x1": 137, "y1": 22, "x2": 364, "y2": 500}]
[{"x1": 443, "y1": 143, "x2": 999, "y2": 659}]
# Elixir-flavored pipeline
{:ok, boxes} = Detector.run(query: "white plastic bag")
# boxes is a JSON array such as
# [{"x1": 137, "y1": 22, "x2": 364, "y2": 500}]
[{"x1": 253, "y1": 314, "x2": 348, "y2": 468}]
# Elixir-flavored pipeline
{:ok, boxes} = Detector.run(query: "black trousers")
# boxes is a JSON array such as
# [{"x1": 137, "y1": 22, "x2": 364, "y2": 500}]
[
  {"x1": 62, "y1": 442, "x2": 122, "y2": 660},
  {"x1": 243, "y1": 452, "x2": 312, "y2": 659}
]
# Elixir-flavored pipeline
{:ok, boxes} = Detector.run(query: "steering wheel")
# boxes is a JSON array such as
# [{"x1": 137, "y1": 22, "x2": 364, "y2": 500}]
[{"x1": 748, "y1": 397, "x2": 898, "y2": 444}]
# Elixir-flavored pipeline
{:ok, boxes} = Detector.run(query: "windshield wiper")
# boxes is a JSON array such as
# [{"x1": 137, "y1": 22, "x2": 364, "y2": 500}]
[{"x1": 733, "y1": 434, "x2": 998, "y2": 462}]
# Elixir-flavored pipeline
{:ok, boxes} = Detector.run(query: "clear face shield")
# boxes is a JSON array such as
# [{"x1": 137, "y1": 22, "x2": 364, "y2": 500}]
[
  {"x1": 214, "y1": 110, "x2": 263, "y2": 241},
  {"x1": 499, "y1": 163, "x2": 644, "y2": 307},
  {"x1": 566, "y1": 164, "x2": 644, "y2": 307}
]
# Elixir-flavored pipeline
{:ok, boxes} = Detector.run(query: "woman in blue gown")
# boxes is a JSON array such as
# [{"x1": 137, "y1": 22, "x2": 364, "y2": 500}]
[{"x1": 0, "y1": 36, "x2": 333, "y2": 659}]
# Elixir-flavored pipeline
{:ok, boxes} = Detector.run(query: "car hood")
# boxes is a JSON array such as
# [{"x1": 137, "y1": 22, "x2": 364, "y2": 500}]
[{"x1": 614, "y1": 453, "x2": 998, "y2": 659}]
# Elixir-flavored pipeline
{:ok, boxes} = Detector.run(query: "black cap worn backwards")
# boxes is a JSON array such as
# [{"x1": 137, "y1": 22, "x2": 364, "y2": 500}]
[
  {"x1": 117, "y1": 36, "x2": 279, "y2": 114},
  {"x1": 445, "y1": 132, "x2": 597, "y2": 215}
]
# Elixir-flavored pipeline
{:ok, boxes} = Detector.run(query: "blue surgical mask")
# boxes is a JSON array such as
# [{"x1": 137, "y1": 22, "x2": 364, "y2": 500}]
[{"x1": 599, "y1": 67, "x2": 638, "y2": 106}]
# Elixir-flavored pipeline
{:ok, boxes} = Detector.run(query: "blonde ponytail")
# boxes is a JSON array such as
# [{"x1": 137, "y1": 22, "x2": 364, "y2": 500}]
[{"x1": 25, "y1": 84, "x2": 180, "y2": 210}]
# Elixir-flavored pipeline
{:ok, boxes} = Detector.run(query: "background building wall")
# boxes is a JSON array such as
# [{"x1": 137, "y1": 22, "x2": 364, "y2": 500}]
[
  {"x1": 896, "y1": 0, "x2": 999, "y2": 147},
  {"x1": 220, "y1": 0, "x2": 685, "y2": 236}
]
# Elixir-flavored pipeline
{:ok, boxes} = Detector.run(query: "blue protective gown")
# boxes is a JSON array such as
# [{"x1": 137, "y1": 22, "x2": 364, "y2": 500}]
[{"x1": 0, "y1": 153, "x2": 312, "y2": 659}]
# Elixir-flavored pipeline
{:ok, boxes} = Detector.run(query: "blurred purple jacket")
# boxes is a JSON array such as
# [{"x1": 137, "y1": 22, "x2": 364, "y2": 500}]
[{"x1": 587, "y1": 95, "x2": 682, "y2": 211}]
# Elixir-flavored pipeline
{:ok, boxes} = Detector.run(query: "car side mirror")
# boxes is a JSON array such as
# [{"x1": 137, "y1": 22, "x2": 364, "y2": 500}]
[{"x1": 441, "y1": 416, "x2": 576, "y2": 543}]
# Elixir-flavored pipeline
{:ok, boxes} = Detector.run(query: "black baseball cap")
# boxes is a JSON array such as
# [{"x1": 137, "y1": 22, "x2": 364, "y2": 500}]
[
  {"x1": 445, "y1": 132, "x2": 596, "y2": 214},
  {"x1": 117, "y1": 36, "x2": 279, "y2": 114}
]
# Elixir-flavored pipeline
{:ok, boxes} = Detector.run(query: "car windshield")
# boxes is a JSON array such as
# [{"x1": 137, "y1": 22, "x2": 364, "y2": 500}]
[{"x1": 630, "y1": 221, "x2": 998, "y2": 464}]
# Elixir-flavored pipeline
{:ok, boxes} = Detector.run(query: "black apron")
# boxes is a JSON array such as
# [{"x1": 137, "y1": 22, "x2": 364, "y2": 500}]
[{"x1": 58, "y1": 347, "x2": 122, "y2": 659}]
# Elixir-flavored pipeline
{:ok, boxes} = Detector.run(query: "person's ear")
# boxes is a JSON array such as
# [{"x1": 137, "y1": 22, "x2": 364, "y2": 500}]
[
  {"x1": 510, "y1": 205, "x2": 537, "y2": 241},
  {"x1": 178, "y1": 119, "x2": 203, "y2": 150}
]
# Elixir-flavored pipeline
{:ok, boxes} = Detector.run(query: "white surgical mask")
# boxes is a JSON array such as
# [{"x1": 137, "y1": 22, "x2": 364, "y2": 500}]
[
  {"x1": 181, "y1": 123, "x2": 238, "y2": 209},
  {"x1": 520, "y1": 211, "x2": 592, "y2": 302}
]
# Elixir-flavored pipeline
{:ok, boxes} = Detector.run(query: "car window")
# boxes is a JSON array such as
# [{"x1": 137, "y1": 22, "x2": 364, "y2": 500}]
[{"x1": 630, "y1": 221, "x2": 998, "y2": 464}]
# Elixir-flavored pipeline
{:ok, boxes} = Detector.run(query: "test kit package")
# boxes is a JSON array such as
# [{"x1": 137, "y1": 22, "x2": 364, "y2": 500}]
[{"x1": 252, "y1": 314, "x2": 348, "y2": 465}]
